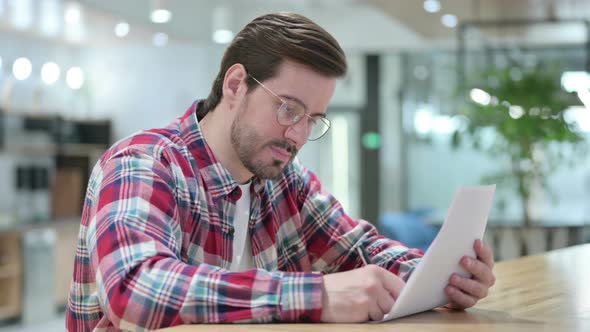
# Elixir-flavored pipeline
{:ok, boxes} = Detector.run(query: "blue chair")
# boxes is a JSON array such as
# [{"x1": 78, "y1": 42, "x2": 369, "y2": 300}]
[{"x1": 377, "y1": 209, "x2": 440, "y2": 252}]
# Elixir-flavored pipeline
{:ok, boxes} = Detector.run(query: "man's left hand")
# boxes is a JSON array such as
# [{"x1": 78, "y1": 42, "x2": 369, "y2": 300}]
[{"x1": 445, "y1": 239, "x2": 496, "y2": 309}]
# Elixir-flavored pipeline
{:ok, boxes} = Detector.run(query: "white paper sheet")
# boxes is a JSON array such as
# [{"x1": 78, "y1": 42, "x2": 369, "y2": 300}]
[{"x1": 378, "y1": 185, "x2": 496, "y2": 322}]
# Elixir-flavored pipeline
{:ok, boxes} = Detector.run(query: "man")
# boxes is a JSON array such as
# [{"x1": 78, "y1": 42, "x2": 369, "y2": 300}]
[{"x1": 67, "y1": 12, "x2": 495, "y2": 331}]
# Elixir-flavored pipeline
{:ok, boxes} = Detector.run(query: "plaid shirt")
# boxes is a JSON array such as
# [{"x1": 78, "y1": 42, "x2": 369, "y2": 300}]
[{"x1": 66, "y1": 101, "x2": 423, "y2": 331}]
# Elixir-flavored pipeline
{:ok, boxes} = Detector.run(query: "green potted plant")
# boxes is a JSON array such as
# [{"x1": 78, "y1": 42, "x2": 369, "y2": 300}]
[{"x1": 452, "y1": 63, "x2": 587, "y2": 228}]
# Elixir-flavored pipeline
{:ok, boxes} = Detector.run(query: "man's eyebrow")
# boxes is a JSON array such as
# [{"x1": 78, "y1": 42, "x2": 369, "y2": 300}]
[
  {"x1": 279, "y1": 95, "x2": 327, "y2": 117},
  {"x1": 280, "y1": 94, "x2": 308, "y2": 111}
]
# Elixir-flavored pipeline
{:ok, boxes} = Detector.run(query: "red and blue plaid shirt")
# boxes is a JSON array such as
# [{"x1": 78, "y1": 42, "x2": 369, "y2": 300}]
[{"x1": 66, "y1": 101, "x2": 423, "y2": 331}]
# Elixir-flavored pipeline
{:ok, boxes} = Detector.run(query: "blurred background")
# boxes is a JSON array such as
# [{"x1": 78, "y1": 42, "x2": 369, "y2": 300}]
[{"x1": 0, "y1": 0, "x2": 589, "y2": 330}]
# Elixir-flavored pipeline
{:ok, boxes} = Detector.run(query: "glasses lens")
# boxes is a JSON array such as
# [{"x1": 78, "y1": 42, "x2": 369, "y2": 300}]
[
  {"x1": 277, "y1": 102, "x2": 330, "y2": 141},
  {"x1": 308, "y1": 117, "x2": 330, "y2": 141},
  {"x1": 277, "y1": 101, "x2": 304, "y2": 126}
]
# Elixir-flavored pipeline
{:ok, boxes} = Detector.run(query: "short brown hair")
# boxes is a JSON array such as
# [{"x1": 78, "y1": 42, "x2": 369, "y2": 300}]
[{"x1": 199, "y1": 12, "x2": 347, "y2": 117}]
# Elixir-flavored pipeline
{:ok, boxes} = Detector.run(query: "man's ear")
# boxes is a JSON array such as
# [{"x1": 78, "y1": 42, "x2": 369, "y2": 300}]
[{"x1": 222, "y1": 64, "x2": 248, "y2": 108}]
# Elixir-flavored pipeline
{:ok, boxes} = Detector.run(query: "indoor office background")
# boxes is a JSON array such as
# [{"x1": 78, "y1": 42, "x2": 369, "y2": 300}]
[{"x1": 1, "y1": 0, "x2": 590, "y2": 331}]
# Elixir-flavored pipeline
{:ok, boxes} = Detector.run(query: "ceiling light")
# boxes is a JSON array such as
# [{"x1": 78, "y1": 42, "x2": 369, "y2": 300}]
[
  {"x1": 63, "y1": 1, "x2": 85, "y2": 42},
  {"x1": 150, "y1": 0, "x2": 171, "y2": 23},
  {"x1": 13, "y1": 57, "x2": 32, "y2": 81},
  {"x1": 114, "y1": 22, "x2": 130, "y2": 38},
  {"x1": 41, "y1": 62, "x2": 61, "y2": 85},
  {"x1": 423, "y1": 0, "x2": 441, "y2": 13},
  {"x1": 213, "y1": 29, "x2": 233, "y2": 44},
  {"x1": 441, "y1": 14, "x2": 458, "y2": 28},
  {"x1": 66, "y1": 67, "x2": 84, "y2": 90},
  {"x1": 212, "y1": 6, "x2": 233, "y2": 44},
  {"x1": 64, "y1": 2, "x2": 81, "y2": 24},
  {"x1": 153, "y1": 32, "x2": 168, "y2": 47},
  {"x1": 151, "y1": 9, "x2": 171, "y2": 23}
]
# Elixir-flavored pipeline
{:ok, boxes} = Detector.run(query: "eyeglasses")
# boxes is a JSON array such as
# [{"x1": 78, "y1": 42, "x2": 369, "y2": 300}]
[{"x1": 248, "y1": 74, "x2": 331, "y2": 141}]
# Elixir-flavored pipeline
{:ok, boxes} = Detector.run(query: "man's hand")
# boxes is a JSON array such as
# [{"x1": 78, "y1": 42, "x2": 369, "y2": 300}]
[
  {"x1": 445, "y1": 239, "x2": 496, "y2": 309},
  {"x1": 320, "y1": 265, "x2": 405, "y2": 322}
]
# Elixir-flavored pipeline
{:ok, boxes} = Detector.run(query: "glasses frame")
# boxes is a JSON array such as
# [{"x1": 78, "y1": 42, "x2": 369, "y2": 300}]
[{"x1": 248, "y1": 74, "x2": 331, "y2": 141}]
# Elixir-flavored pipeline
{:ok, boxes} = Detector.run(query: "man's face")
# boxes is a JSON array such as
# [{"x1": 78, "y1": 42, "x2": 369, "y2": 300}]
[{"x1": 230, "y1": 60, "x2": 337, "y2": 180}]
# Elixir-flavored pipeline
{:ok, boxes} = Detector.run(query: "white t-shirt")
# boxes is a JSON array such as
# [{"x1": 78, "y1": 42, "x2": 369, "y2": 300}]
[{"x1": 229, "y1": 182, "x2": 256, "y2": 272}]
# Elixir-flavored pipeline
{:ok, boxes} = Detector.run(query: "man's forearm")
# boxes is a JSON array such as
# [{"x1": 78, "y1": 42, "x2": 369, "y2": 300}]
[{"x1": 94, "y1": 255, "x2": 324, "y2": 329}]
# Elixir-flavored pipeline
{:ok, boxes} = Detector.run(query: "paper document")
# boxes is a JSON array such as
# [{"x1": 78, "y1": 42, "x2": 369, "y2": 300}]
[{"x1": 378, "y1": 185, "x2": 496, "y2": 322}]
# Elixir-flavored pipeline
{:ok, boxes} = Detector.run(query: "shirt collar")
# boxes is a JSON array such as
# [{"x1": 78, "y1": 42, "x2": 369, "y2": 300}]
[{"x1": 177, "y1": 100, "x2": 266, "y2": 201}]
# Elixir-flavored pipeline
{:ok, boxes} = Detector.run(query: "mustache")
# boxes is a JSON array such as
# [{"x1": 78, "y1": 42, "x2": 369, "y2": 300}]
[{"x1": 268, "y1": 140, "x2": 298, "y2": 155}]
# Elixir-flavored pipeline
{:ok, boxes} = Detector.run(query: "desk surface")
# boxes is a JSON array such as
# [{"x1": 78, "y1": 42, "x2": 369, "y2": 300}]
[{"x1": 159, "y1": 244, "x2": 590, "y2": 332}]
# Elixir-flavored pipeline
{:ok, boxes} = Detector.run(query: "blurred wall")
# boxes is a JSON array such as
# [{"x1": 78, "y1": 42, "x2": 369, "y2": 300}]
[
  {"x1": 0, "y1": 32, "x2": 79, "y2": 219},
  {"x1": 81, "y1": 44, "x2": 223, "y2": 139}
]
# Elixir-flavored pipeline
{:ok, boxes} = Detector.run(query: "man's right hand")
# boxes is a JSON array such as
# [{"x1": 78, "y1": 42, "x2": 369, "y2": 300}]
[{"x1": 320, "y1": 265, "x2": 405, "y2": 322}]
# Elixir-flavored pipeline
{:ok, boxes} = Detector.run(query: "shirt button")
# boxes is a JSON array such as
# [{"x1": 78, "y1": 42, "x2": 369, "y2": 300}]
[
  {"x1": 229, "y1": 227, "x2": 235, "y2": 236},
  {"x1": 231, "y1": 188, "x2": 241, "y2": 197}
]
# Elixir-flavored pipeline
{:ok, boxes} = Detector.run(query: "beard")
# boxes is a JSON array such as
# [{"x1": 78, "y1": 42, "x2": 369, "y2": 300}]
[{"x1": 230, "y1": 100, "x2": 298, "y2": 180}]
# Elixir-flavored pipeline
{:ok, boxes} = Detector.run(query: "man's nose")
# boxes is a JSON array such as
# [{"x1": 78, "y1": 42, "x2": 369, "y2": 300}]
[{"x1": 284, "y1": 118, "x2": 309, "y2": 149}]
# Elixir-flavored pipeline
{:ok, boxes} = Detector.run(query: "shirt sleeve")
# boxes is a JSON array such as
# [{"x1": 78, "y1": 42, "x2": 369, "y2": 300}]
[
  {"x1": 86, "y1": 148, "x2": 322, "y2": 329},
  {"x1": 293, "y1": 160, "x2": 423, "y2": 281}
]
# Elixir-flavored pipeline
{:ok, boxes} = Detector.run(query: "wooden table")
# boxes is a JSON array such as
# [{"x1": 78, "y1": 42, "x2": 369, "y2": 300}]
[{"x1": 159, "y1": 244, "x2": 590, "y2": 332}]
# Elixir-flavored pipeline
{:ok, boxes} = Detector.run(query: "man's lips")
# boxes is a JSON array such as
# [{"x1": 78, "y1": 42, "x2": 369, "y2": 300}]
[{"x1": 269, "y1": 145, "x2": 292, "y2": 162}]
